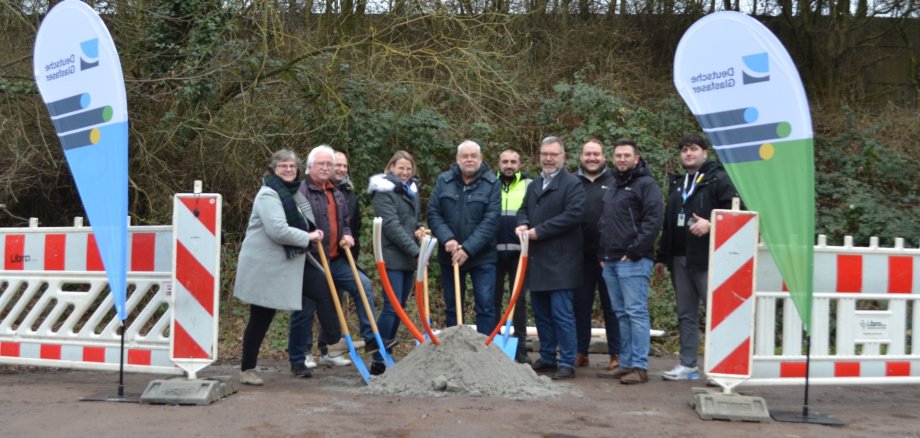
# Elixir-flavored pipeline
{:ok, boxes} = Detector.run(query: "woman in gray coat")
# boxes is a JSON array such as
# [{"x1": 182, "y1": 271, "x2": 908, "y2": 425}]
[
  {"x1": 234, "y1": 149, "x2": 330, "y2": 385},
  {"x1": 368, "y1": 150, "x2": 426, "y2": 375}
]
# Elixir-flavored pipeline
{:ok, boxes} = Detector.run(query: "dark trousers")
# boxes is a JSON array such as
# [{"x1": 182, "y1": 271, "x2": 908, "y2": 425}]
[
  {"x1": 494, "y1": 254, "x2": 528, "y2": 349},
  {"x1": 241, "y1": 304, "x2": 276, "y2": 371},
  {"x1": 573, "y1": 256, "x2": 620, "y2": 356}
]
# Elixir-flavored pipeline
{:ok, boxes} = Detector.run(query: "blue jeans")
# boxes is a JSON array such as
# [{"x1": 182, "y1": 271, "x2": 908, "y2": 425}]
[
  {"x1": 440, "y1": 262, "x2": 496, "y2": 335},
  {"x1": 531, "y1": 289, "x2": 576, "y2": 369},
  {"x1": 374, "y1": 269, "x2": 414, "y2": 363},
  {"x1": 289, "y1": 256, "x2": 376, "y2": 360},
  {"x1": 603, "y1": 257, "x2": 653, "y2": 370}
]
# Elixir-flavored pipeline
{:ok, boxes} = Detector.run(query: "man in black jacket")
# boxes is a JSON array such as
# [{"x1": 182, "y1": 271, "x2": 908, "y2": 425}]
[
  {"x1": 655, "y1": 135, "x2": 739, "y2": 381},
  {"x1": 596, "y1": 139, "x2": 663, "y2": 385},
  {"x1": 516, "y1": 136, "x2": 586, "y2": 380},
  {"x1": 333, "y1": 150, "x2": 362, "y2": 257}
]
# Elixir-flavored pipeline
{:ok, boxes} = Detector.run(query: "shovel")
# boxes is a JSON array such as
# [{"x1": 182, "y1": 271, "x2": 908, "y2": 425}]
[
  {"x1": 315, "y1": 243, "x2": 371, "y2": 384},
  {"x1": 486, "y1": 231, "x2": 529, "y2": 355},
  {"x1": 453, "y1": 261, "x2": 463, "y2": 326},
  {"x1": 415, "y1": 235, "x2": 440, "y2": 344},
  {"x1": 371, "y1": 218, "x2": 425, "y2": 343},
  {"x1": 342, "y1": 242, "x2": 394, "y2": 367}
]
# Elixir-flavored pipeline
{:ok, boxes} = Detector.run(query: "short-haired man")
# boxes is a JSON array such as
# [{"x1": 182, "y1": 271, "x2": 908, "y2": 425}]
[
  {"x1": 596, "y1": 139, "x2": 663, "y2": 384},
  {"x1": 516, "y1": 136, "x2": 586, "y2": 380},
  {"x1": 655, "y1": 134, "x2": 738, "y2": 381},
  {"x1": 288, "y1": 145, "x2": 384, "y2": 371},
  {"x1": 574, "y1": 139, "x2": 620, "y2": 371},
  {"x1": 494, "y1": 148, "x2": 532, "y2": 363},
  {"x1": 428, "y1": 140, "x2": 501, "y2": 335},
  {"x1": 332, "y1": 151, "x2": 362, "y2": 257}
]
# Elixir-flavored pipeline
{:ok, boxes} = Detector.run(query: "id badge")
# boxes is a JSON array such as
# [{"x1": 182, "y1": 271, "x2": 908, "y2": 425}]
[{"x1": 677, "y1": 212, "x2": 686, "y2": 227}]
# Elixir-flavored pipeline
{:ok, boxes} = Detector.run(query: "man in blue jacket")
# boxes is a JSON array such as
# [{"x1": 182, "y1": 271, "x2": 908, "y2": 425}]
[
  {"x1": 516, "y1": 136, "x2": 586, "y2": 380},
  {"x1": 429, "y1": 140, "x2": 501, "y2": 335}
]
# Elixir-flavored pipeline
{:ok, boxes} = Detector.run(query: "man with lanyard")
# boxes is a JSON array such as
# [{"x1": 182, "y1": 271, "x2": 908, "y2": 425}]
[
  {"x1": 574, "y1": 139, "x2": 620, "y2": 371},
  {"x1": 288, "y1": 145, "x2": 386, "y2": 371},
  {"x1": 655, "y1": 134, "x2": 739, "y2": 381},
  {"x1": 494, "y1": 148, "x2": 532, "y2": 364},
  {"x1": 428, "y1": 140, "x2": 501, "y2": 335}
]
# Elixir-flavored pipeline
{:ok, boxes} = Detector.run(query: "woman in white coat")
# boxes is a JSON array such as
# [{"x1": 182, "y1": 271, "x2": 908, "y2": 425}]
[{"x1": 234, "y1": 149, "x2": 330, "y2": 385}]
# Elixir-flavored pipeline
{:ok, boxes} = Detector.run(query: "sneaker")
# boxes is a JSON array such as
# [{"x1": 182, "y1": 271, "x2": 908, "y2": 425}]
[
  {"x1": 597, "y1": 367, "x2": 632, "y2": 379},
  {"x1": 304, "y1": 354, "x2": 318, "y2": 369},
  {"x1": 327, "y1": 338, "x2": 365, "y2": 355},
  {"x1": 574, "y1": 352, "x2": 589, "y2": 367},
  {"x1": 607, "y1": 355, "x2": 620, "y2": 370},
  {"x1": 319, "y1": 353, "x2": 352, "y2": 366},
  {"x1": 291, "y1": 363, "x2": 312, "y2": 378},
  {"x1": 364, "y1": 338, "x2": 399, "y2": 355},
  {"x1": 620, "y1": 368, "x2": 648, "y2": 384},
  {"x1": 531, "y1": 359, "x2": 558, "y2": 372},
  {"x1": 240, "y1": 369, "x2": 264, "y2": 386},
  {"x1": 370, "y1": 362, "x2": 386, "y2": 376},
  {"x1": 662, "y1": 364, "x2": 699, "y2": 381},
  {"x1": 552, "y1": 366, "x2": 576, "y2": 380}
]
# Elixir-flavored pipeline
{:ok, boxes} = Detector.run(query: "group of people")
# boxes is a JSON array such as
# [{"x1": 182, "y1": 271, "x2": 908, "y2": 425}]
[{"x1": 233, "y1": 134, "x2": 737, "y2": 387}]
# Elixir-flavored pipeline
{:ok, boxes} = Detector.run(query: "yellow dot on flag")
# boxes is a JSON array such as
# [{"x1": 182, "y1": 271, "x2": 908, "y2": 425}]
[
  {"x1": 759, "y1": 143, "x2": 774, "y2": 160},
  {"x1": 89, "y1": 128, "x2": 101, "y2": 144}
]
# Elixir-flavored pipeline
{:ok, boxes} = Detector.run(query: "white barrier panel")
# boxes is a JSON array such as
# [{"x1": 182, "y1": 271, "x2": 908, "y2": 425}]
[
  {"x1": 0, "y1": 224, "x2": 180, "y2": 374},
  {"x1": 170, "y1": 193, "x2": 221, "y2": 379},
  {"x1": 745, "y1": 235, "x2": 920, "y2": 386}
]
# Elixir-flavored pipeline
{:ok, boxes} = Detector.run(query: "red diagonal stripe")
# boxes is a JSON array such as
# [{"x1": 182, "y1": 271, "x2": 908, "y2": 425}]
[
  {"x1": 86, "y1": 234, "x2": 104, "y2": 271},
  {"x1": 710, "y1": 338, "x2": 750, "y2": 375},
  {"x1": 889, "y1": 256, "x2": 912, "y2": 294},
  {"x1": 175, "y1": 241, "x2": 215, "y2": 315},
  {"x1": 710, "y1": 257, "x2": 754, "y2": 328},
  {"x1": 45, "y1": 234, "x2": 66, "y2": 271},
  {"x1": 173, "y1": 321, "x2": 210, "y2": 359},
  {"x1": 4, "y1": 234, "x2": 24, "y2": 270},
  {"x1": 180, "y1": 197, "x2": 217, "y2": 236},
  {"x1": 713, "y1": 213, "x2": 754, "y2": 250},
  {"x1": 131, "y1": 233, "x2": 156, "y2": 272},
  {"x1": 837, "y1": 254, "x2": 862, "y2": 292}
]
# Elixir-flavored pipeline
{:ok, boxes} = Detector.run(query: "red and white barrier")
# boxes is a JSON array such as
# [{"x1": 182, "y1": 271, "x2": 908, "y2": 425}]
[
  {"x1": 0, "y1": 185, "x2": 222, "y2": 377},
  {"x1": 170, "y1": 193, "x2": 221, "y2": 379},
  {"x1": 704, "y1": 210, "x2": 758, "y2": 391}
]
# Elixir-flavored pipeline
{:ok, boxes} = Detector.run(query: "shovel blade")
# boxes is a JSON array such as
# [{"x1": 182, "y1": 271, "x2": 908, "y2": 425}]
[{"x1": 344, "y1": 334, "x2": 371, "y2": 384}]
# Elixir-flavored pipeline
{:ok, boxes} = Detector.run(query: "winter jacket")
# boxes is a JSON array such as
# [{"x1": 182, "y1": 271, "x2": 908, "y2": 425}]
[
  {"x1": 517, "y1": 168, "x2": 586, "y2": 292},
  {"x1": 496, "y1": 171, "x2": 531, "y2": 261},
  {"x1": 598, "y1": 160, "x2": 664, "y2": 262},
  {"x1": 233, "y1": 186, "x2": 314, "y2": 310},
  {"x1": 299, "y1": 176, "x2": 352, "y2": 260},
  {"x1": 656, "y1": 160, "x2": 738, "y2": 270},
  {"x1": 368, "y1": 173, "x2": 422, "y2": 272},
  {"x1": 337, "y1": 177, "x2": 363, "y2": 257},
  {"x1": 577, "y1": 166, "x2": 614, "y2": 259},
  {"x1": 428, "y1": 162, "x2": 501, "y2": 268}
]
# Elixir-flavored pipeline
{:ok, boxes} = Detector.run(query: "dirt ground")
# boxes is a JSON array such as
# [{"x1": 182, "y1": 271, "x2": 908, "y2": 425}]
[{"x1": 1, "y1": 353, "x2": 918, "y2": 438}]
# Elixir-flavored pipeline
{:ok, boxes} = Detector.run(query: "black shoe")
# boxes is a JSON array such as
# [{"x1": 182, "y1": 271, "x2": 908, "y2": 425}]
[
  {"x1": 531, "y1": 359, "x2": 558, "y2": 372},
  {"x1": 370, "y1": 362, "x2": 386, "y2": 376},
  {"x1": 515, "y1": 351, "x2": 533, "y2": 365},
  {"x1": 365, "y1": 338, "x2": 400, "y2": 355},
  {"x1": 552, "y1": 366, "x2": 575, "y2": 380},
  {"x1": 291, "y1": 363, "x2": 312, "y2": 378}
]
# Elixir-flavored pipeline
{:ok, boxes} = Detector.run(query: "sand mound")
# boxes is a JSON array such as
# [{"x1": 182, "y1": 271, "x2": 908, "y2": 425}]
[{"x1": 367, "y1": 325, "x2": 563, "y2": 399}]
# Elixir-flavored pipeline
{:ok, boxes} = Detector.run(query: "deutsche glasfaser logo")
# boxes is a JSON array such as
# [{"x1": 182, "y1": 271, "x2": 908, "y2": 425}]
[
  {"x1": 80, "y1": 38, "x2": 99, "y2": 71},
  {"x1": 742, "y1": 52, "x2": 769, "y2": 85}
]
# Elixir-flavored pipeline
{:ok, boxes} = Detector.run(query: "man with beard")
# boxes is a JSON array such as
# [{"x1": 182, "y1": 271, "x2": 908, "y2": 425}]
[
  {"x1": 574, "y1": 139, "x2": 621, "y2": 371},
  {"x1": 596, "y1": 139, "x2": 663, "y2": 385},
  {"x1": 428, "y1": 140, "x2": 501, "y2": 335},
  {"x1": 494, "y1": 148, "x2": 532, "y2": 363}
]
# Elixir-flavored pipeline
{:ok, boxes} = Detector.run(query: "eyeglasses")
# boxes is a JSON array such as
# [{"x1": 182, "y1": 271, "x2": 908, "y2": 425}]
[
  {"x1": 539, "y1": 152, "x2": 563, "y2": 158},
  {"x1": 276, "y1": 164, "x2": 297, "y2": 170}
]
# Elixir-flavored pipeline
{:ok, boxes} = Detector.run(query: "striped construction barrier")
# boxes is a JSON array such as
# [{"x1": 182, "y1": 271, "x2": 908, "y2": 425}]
[
  {"x1": 0, "y1": 188, "x2": 221, "y2": 377},
  {"x1": 706, "y1": 230, "x2": 920, "y2": 387},
  {"x1": 704, "y1": 210, "x2": 759, "y2": 391}
]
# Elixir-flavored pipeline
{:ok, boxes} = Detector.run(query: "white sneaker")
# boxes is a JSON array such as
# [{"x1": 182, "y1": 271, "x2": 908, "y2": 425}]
[
  {"x1": 240, "y1": 369, "x2": 264, "y2": 386},
  {"x1": 319, "y1": 353, "x2": 352, "y2": 367},
  {"x1": 662, "y1": 364, "x2": 699, "y2": 381},
  {"x1": 304, "y1": 354, "x2": 318, "y2": 369}
]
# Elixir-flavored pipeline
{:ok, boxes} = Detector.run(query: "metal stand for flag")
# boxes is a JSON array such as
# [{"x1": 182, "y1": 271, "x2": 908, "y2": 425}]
[
  {"x1": 80, "y1": 321, "x2": 140, "y2": 403},
  {"x1": 771, "y1": 333, "x2": 843, "y2": 426}
]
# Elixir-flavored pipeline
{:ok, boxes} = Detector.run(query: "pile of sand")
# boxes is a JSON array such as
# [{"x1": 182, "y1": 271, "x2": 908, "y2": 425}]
[{"x1": 367, "y1": 325, "x2": 563, "y2": 400}]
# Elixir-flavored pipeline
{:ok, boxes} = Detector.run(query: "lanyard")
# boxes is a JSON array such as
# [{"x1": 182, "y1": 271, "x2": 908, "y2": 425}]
[{"x1": 681, "y1": 172, "x2": 704, "y2": 205}]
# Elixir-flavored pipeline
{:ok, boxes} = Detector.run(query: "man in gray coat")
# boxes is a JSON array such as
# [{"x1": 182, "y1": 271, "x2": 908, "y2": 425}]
[{"x1": 516, "y1": 136, "x2": 586, "y2": 380}]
